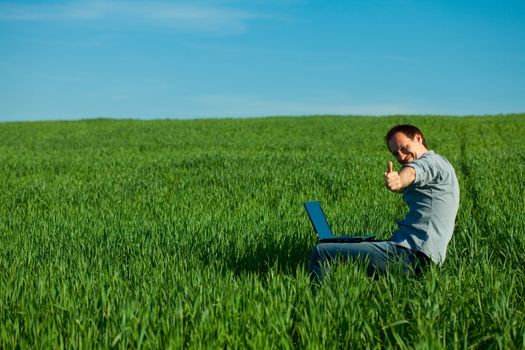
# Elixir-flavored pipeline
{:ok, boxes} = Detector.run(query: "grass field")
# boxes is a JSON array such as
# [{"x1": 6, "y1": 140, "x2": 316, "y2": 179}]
[{"x1": 0, "y1": 115, "x2": 524, "y2": 349}]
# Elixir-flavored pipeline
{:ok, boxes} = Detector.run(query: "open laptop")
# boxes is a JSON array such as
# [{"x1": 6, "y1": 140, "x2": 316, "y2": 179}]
[{"x1": 304, "y1": 201, "x2": 375, "y2": 243}]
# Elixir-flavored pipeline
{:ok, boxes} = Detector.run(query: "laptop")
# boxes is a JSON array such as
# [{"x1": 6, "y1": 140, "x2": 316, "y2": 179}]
[{"x1": 304, "y1": 201, "x2": 375, "y2": 243}]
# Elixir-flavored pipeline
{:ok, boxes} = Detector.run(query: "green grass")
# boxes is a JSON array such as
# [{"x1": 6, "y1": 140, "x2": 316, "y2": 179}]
[{"x1": 1, "y1": 115, "x2": 524, "y2": 349}]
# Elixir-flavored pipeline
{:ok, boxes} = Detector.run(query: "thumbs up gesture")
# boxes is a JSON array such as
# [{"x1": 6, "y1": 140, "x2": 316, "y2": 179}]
[{"x1": 384, "y1": 161, "x2": 402, "y2": 192}]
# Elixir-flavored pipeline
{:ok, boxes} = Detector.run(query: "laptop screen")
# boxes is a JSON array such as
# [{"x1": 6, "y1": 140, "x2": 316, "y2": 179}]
[{"x1": 304, "y1": 201, "x2": 332, "y2": 239}]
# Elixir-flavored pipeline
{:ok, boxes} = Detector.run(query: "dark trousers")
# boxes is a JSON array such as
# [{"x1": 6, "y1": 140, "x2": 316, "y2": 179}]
[{"x1": 309, "y1": 240, "x2": 429, "y2": 284}]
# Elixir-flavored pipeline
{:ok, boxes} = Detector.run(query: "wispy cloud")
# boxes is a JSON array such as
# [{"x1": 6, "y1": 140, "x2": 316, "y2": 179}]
[
  {"x1": 175, "y1": 94, "x2": 411, "y2": 118},
  {"x1": 0, "y1": 2, "x2": 108, "y2": 21},
  {"x1": 0, "y1": 1, "x2": 267, "y2": 34},
  {"x1": 383, "y1": 55, "x2": 422, "y2": 65}
]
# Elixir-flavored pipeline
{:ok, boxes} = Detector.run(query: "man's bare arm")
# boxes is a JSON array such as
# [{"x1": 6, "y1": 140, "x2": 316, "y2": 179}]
[{"x1": 384, "y1": 161, "x2": 416, "y2": 192}]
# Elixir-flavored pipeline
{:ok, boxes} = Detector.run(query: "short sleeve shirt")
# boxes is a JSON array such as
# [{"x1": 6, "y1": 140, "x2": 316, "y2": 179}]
[{"x1": 389, "y1": 151, "x2": 460, "y2": 265}]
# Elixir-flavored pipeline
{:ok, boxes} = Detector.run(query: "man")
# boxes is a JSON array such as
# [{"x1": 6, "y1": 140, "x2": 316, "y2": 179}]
[{"x1": 309, "y1": 124, "x2": 460, "y2": 283}]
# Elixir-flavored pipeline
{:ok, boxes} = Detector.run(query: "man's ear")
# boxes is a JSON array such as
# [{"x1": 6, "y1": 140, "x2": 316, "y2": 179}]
[{"x1": 414, "y1": 133, "x2": 423, "y2": 144}]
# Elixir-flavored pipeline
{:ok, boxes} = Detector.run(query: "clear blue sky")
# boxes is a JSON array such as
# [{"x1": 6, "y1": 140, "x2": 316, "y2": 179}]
[{"x1": 1, "y1": 0, "x2": 524, "y2": 121}]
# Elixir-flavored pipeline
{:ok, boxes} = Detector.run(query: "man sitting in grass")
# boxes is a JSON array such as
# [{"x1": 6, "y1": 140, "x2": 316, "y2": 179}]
[{"x1": 309, "y1": 124, "x2": 460, "y2": 283}]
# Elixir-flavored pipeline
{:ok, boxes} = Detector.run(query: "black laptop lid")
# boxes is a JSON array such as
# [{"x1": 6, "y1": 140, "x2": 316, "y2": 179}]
[{"x1": 304, "y1": 201, "x2": 332, "y2": 240}]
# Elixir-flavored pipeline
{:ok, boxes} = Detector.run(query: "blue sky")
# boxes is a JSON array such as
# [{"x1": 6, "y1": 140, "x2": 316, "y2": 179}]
[{"x1": 1, "y1": 0, "x2": 524, "y2": 121}]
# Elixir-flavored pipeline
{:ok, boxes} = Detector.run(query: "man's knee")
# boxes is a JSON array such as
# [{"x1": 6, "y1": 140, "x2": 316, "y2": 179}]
[{"x1": 309, "y1": 244, "x2": 325, "y2": 268}]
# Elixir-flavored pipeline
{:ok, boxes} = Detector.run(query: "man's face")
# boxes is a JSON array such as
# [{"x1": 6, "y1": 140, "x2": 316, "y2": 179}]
[{"x1": 388, "y1": 132, "x2": 427, "y2": 165}]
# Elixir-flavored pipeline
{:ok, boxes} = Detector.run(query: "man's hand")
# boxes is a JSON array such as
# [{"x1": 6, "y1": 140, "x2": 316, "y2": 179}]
[
  {"x1": 384, "y1": 161, "x2": 402, "y2": 192},
  {"x1": 384, "y1": 161, "x2": 416, "y2": 192}
]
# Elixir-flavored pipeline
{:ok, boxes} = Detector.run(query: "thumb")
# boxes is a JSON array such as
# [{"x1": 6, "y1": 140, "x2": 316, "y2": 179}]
[{"x1": 387, "y1": 161, "x2": 393, "y2": 173}]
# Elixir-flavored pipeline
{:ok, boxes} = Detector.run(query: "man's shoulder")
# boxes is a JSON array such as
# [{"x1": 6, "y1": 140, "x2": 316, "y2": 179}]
[
  {"x1": 429, "y1": 151, "x2": 455, "y2": 170},
  {"x1": 415, "y1": 151, "x2": 453, "y2": 168},
  {"x1": 405, "y1": 150, "x2": 458, "y2": 186}
]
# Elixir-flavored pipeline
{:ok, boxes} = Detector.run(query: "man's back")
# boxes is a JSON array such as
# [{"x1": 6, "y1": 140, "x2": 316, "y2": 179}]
[{"x1": 390, "y1": 150, "x2": 460, "y2": 265}]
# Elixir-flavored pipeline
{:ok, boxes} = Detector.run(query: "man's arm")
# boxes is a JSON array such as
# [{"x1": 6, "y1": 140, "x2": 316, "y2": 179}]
[{"x1": 384, "y1": 161, "x2": 416, "y2": 192}]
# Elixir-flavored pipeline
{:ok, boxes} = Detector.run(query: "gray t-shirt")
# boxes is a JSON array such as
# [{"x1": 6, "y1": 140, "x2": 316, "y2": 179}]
[{"x1": 390, "y1": 150, "x2": 460, "y2": 265}]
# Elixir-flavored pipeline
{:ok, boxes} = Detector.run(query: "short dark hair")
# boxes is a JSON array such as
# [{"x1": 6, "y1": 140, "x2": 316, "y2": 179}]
[{"x1": 384, "y1": 124, "x2": 428, "y2": 148}]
